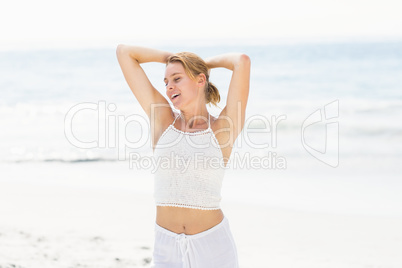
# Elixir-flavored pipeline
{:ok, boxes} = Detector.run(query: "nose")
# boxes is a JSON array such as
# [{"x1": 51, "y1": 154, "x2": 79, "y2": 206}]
[{"x1": 166, "y1": 82, "x2": 174, "y2": 92}]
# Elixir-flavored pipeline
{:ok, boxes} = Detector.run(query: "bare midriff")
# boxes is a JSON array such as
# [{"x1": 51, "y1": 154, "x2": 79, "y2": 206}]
[{"x1": 156, "y1": 206, "x2": 224, "y2": 235}]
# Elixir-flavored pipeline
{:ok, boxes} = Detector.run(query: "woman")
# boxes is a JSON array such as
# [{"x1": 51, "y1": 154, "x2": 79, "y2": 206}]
[{"x1": 116, "y1": 45, "x2": 250, "y2": 267}]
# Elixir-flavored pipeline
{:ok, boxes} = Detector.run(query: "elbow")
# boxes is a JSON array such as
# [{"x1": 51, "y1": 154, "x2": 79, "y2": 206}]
[
  {"x1": 116, "y1": 44, "x2": 125, "y2": 57},
  {"x1": 239, "y1": 53, "x2": 251, "y2": 66},
  {"x1": 234, "y1": 53, "x2": 251, "y2": 69},
  {"x1": 116, "y1": 44, "x2": 132, "y2": 59},
  {"x1": 116, "y1": 44, "x2": 139, "y2": 63}
]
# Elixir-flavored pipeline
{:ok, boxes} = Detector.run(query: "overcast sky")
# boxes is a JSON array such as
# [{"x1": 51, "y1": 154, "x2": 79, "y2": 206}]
[{"x1": 1, "y1": 0, "x2": 401, "y2": 49}]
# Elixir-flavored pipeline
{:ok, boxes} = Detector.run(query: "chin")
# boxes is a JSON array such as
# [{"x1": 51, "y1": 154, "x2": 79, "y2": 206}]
[
  {"x1": 172, "y1": 103, "x2": 181, "y2": 110},
  {"x1": 172, "y1": 100, "x2": 184, "y2": 110}
]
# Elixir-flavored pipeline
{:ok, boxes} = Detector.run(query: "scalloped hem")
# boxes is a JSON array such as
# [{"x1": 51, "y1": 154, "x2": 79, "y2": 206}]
[{"x1": 156, "y1": 203, "x2": 221, "y2": 210}]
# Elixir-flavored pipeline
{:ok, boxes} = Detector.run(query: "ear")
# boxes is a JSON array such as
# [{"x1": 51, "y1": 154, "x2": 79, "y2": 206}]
[{"x1": 196, "y1": 73, "x2": 207, "y2": 87}]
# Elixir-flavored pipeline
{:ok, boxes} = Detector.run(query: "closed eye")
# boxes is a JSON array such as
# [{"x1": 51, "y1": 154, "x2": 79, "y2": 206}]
[{"x1": 165, "y1": 77, "x2": 181, "y2": 87}]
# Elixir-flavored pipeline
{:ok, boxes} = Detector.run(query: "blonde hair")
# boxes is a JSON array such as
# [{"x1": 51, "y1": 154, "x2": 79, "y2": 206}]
[{"x1": 167, "y1": 52, "x2": 221, "y2": 107}]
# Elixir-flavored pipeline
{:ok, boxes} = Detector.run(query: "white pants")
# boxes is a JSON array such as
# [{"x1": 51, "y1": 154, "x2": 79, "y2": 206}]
[{"x1": 150, "y1": 216, "x2": 239, "y2": 268}]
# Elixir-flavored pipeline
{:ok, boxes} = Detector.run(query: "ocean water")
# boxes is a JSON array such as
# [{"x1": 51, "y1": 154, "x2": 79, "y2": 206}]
[{"x1": 1, "y1": 40, "x2": 401, "y2": 217}]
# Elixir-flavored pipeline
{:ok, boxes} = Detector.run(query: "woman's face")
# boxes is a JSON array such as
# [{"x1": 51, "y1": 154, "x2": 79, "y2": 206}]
[{"x1": 164, "y1": 62, "x2": 202, "y2": 110}]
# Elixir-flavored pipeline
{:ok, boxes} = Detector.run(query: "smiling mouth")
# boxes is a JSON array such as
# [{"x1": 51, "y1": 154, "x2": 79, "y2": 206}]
[{"x1": 172, "y1": 94, "x2": 181, "y2": 100}]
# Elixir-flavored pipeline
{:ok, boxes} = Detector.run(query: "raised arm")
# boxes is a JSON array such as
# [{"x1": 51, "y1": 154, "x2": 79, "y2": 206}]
[
  {"x1": 205, "y1": 53, "x2": 251, "y2": 139},
  {"x1": 116, "y1": 45, "x2": 173, "y2": 118}
]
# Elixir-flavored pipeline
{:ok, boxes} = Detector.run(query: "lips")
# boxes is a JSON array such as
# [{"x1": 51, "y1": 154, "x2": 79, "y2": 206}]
[{"x1": 171, "y1": 93, "x2": 181, "y2": 100}]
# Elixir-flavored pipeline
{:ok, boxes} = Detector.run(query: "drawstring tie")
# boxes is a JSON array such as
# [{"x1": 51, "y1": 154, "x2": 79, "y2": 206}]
[{"x1": 176, "y1": 233, "x2": 189, "y2": 265}]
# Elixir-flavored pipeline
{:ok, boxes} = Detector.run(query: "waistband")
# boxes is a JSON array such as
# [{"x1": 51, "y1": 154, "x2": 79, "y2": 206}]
[{"x1": 154, "y1": 216, "x2": 228, "y2": 240}]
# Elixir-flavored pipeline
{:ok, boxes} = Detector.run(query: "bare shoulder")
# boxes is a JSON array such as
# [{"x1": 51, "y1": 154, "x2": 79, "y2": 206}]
[
  {"x1": 211, "y1": 110, "x2": 240, "y2": 133},
  {"x1": 151, "y1": 106, "x2": 177, "y2": 150},
  {"x1": 210, "y1": 111, "x2": 238, "y2": 148}
]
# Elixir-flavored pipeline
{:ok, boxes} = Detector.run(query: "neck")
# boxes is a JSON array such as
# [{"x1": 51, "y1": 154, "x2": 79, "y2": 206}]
[{"x1": 179, "y1": 105, "x2": 209, "y2": 129}]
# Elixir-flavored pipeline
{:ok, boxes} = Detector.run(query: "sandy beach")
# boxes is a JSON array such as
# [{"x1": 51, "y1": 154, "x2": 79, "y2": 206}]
[{"x1": 1, "y1": 161, "x2": 402, "y2": 268}]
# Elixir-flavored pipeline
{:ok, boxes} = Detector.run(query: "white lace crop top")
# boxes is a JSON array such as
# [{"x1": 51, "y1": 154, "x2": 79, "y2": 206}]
[{"x1": 152, "y1": 113, "x2": 226, "y2": 210}]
